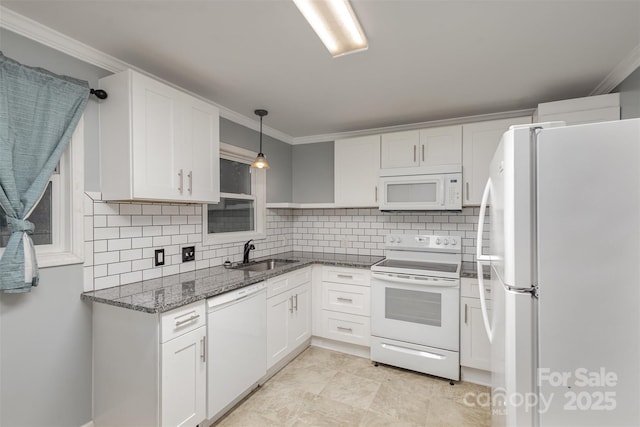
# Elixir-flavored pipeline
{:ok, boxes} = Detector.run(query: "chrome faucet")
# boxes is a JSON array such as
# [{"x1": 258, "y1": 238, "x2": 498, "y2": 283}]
[{"x1": 243, "y1": 240, "x2": 255, "y2": 264}]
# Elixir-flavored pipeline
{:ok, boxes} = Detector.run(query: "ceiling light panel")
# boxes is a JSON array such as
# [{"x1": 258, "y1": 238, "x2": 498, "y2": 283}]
[{"x1": 293, "y1": 0, "x2": 368, "y2": 57}]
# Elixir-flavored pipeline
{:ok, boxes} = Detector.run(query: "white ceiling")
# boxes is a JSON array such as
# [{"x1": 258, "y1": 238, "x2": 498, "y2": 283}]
[{"x1": 2, "y1": 0, "x2": 640, "y2": 141}]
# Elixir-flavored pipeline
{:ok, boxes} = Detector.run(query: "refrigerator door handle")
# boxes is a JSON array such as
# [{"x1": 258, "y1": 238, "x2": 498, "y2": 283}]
[{"x1": 476, "y1": 178, "x2": 494, "y2": 342}]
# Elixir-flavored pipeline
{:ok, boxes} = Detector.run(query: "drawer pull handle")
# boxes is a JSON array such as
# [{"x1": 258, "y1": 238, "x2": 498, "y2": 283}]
[
  {"x1": 175, "y1": 313, "x2": 200, "y2": 327},
  {"x1": 337, "y1": 297, "x2": 353, "y2": 303},
  {"x1": 337, "y1": 274, "x2": 353, "y2": 279},
  {"x1": 200, "y1": 336, "x2": 206, "y2": 362},
  {"x1": 294, "y1": 294, "x2": 298, "y2": 311},
  {"x1": 337, "y1": 326, "x2": 353, "y2": 333}
]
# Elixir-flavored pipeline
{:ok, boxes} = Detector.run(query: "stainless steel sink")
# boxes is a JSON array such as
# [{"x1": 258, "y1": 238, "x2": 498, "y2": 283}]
[{"x1": 232, "y1": 259, "x2": 297, "y2": 272}]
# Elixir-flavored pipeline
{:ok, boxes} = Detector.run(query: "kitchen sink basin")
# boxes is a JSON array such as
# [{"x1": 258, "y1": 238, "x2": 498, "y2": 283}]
[{"x1": 232, "y1": 259, "x2": 298, "y2": 272}]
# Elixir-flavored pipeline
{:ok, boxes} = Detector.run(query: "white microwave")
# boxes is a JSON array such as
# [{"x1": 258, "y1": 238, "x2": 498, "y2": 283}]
[{"x1": 378, "y1": 165, "x2": 462, "y2": 211}]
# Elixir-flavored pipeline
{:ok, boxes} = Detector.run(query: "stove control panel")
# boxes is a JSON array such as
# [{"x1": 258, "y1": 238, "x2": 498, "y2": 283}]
[{"x1": 385, "y1": 234, "x2": 461, "y2": 252}]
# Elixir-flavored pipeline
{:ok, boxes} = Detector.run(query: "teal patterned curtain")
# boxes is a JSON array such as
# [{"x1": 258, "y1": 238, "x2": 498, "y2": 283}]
[{"x1": 0, "y1": 52, "x2": 89, "y2": 293}]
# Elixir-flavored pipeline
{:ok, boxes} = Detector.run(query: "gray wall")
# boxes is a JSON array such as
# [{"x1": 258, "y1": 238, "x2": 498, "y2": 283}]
[
  {"x1": 0, "y1": 28, "x2": 112, "y2": 192},
  {"x1": 0, "y1": 29, "x2": 295, "y2": 426},
  {"x1": 220, "y1": 118, "x2": 293, "y2": 203},
  {"x1": 0, "y1": 28, "x2": 108, "y2": 427},
  {"x1": 0, "y1": 265, "x2": 92, "y2": 427},
  {"x1": 615, "y1": 66, "x2": 640, "y2": 119},
  {"x1": 292, "y1": 142, "x2": 335, "y2": 203}
]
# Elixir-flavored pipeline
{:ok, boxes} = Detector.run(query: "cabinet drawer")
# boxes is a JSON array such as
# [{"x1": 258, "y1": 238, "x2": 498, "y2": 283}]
[
  {"x1": 320, "y1": 310, "x2": 370, "y2": 346},
  {"x1": 161, "y1": 300, "x2": 206, "y2": 343},
  {"x1": 266, "y1": 267, "x2": 311, "y2": 299},
  {"x1": 322, "y1": 266, "x2": 370, "y2": 287},
  {"x1": 321, "y1": 282, "x2": 370, "y2": 316},
  {"x1": 461, "y1": 277, "x2": 492, "y2": 300}
]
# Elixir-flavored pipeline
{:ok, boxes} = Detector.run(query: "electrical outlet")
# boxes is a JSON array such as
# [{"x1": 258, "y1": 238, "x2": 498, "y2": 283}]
[
  {"x1": 182, "y1": 246, "x2": 195, "y2": 262},
  {"x1": 154, "y1": 249, "x2": 165, "y2": 266}
]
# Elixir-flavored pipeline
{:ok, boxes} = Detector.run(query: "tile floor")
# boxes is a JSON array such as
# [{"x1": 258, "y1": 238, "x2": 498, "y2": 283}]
[{"x1": 215, "y1": 346, "x2": 491, "y2": 426}]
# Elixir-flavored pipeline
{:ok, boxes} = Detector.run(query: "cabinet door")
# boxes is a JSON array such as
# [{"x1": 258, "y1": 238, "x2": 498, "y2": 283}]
[
  {"x1": 462, "y1": 116, "x2": 531, "y2": 205},
  {"x1": 289, "y1": 282, "x2": 312, "y2": 349},
  {"x1": 131, "y1": 72, "x2": 184, "y2": 201},
  {"x1": 334, "y1": 135, "x2": 381, "y2": 207},
  {"x1": 266, "y1": 290, "x2": 292, "y2": 369},
  {"x1": 161, "y1": 326, "x2": 206, "y2": 427},
  {"x1": 418, "y1": 125, "x2": 462, "y2": 167},
  {"x1": 183, "y1": 97, "x2": 220, "y2": 203},
  {"x1": 381, "y1": 130, "x2": 420, "y2": 168},
  {"x1": 460, "y1": 297, "x2": 492, "y2": 371}
]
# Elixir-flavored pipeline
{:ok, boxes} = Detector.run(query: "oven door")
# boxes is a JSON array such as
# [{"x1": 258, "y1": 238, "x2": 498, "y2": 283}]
[{"x1": 371, "y1": 271, "x2": 459, "y2": 351}]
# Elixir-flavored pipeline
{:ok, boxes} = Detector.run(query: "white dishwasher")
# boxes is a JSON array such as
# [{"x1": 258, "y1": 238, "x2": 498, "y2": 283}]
[{"x1": 207, "y1": 282, "x2": 267, "y2": 420}]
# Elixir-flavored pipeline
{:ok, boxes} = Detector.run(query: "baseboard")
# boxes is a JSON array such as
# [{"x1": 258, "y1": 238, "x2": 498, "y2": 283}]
[
  {"x1": 310, "y1": 336, "x2": 370, "y2": 359},
  {"x1": 461, "y1": 366, "x2": 491, "y2": 387},
  {"x1": 80, "y1": 421, "x2": 94, "y2": 427}
]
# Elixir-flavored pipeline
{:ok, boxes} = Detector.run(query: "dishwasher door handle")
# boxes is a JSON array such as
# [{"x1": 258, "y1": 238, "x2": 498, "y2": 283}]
[{"x1": 208, "y1": 283, "x2": 266, "y2": 311}]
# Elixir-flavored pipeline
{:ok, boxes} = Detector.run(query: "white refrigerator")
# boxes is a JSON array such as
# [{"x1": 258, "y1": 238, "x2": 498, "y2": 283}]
[{"x1": 476, "y1": 119, "x2": 640, "y2": 427}]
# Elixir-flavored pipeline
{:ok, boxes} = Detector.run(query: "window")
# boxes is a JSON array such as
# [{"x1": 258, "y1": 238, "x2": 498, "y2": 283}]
[
  {"x1": 0, "y1": 117, "x2": 85, "y2": 267},
  {"x1": 203, "y1": 143, "x2": 266, "y2": 245}
]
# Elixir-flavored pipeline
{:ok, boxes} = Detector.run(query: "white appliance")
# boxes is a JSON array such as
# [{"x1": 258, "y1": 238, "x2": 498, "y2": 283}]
[
  {"x1": 378, "y1": 165, "x2": 462, "y2": 211},
  {"x1": 476, "y1": 119, "x2": 640, "y2": 426},
  {"x1": 207, "y1": 282, "x2": 266, "y2": 420},
  {"x1": 370, "y1": 234, "x2": 461, "y2": 380}
]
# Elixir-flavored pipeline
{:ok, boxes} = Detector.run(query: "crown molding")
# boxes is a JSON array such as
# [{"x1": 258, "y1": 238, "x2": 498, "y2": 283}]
[
  {"x1": 590, "y1": 43, "x2": 640, "y2": 96},
  {"x1": 291, "y1": 108, "x2": 537, "y2": 145},
  {"x1": 0, "y1": 6, "x2": 295, "y2": 144}
]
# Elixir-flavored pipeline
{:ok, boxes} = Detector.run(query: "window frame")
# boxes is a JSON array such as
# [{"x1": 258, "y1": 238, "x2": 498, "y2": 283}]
[
  {"x1": 0, "y1": 117, "x2": 85, "y2": 267},
  {"x1": 202, "y1": 143, "x2": 266, "y2": 246}
]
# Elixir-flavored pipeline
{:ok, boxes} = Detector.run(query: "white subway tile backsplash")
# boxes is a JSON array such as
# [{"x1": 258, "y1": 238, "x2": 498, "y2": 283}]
[
  {"x1": 108, "y1": 261, "x2": 131, "y2": 275},
  {"x1": 119, "y1": 204, "x2": 142, "y2": 215},
  {"x1": 94, "y1": 251, "x2": 119, "y2": 265},
  {"x1": 94, "y1": 202, "x2": 119, "y2": 215},
  {"x1": 131, "y1": 237, "x2": 153, "y2": 249},
  {"x1": 131, "y1": 216, "x2": 153, "y2": 226},
  {"x1": 162, "y1": 205, "x2": 180, "y2": 215},
  {"x1": 107, "y1": 215, "x2": 131, "y2": 227},
  {"x1": 94, "y1": 227, "x2": 119, "y2": 240},
  {"x1": 142, "y1": 204, "x2": 162, "y2": 215},
  {"x1": 86, "y1": 197, "x2": 485, "y2": 292}
]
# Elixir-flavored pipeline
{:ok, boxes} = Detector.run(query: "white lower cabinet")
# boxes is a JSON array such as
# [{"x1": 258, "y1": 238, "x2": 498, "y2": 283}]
[
  {"x1": 315, "y1": 266, "x2": 371, "y2": 347},
  {"x1": 93, "y1": 301, "x2": 207, "y2": 427},
  {"x1": 161, "y1": 327, "x2": 207, "y2": 427},
  {"x1": 266, "y1": 268, "x2": 312, "y2": 369},
  {"x1": 460, "y1": 277, "x2": 492, "y2": 372}
]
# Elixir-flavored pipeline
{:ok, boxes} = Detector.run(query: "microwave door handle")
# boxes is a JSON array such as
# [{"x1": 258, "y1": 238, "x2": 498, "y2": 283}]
[{"x1": 440, "y1": 178, "x2": 445, "y2": 207}]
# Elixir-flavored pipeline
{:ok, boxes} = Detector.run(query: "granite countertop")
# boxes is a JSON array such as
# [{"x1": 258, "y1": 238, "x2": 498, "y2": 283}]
[
  {"x1": 81, "y1": 251, "x2": 384, "y2": 314},
  {"x1": 461, "y1": 261, "x2": 491, "y2": 280}
]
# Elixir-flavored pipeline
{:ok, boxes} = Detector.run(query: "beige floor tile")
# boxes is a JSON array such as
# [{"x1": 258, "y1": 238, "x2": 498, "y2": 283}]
[
  {"x1": 424, "y1": 396, "x2": 491, "y2": 427},
  {"x1": 319, "y1": 371, "x2": 381, "y2": 409},
  {"x1": 368, "y1": 382, "x2": 430, "y2": 425},
  {"x1": 291, "y1": 393, "x2": 367, "y2": 426},
  {"x1": 214, "y1": 346, "x2": 491, "y2": 427},
  {"x1": 271, "y1": 361, "x2": 339, "y2": 394}
]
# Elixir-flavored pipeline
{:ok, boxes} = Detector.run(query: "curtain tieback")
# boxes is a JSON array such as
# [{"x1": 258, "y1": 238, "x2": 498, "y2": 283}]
[{"x1": 6, "y1": 216, "x2": 35, "y2": 234}]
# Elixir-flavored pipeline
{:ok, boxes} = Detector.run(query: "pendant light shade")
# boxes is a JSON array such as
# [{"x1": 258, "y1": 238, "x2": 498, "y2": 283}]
[{"x1": 252, "y1": 109, "x2": 270, "y2": 169}]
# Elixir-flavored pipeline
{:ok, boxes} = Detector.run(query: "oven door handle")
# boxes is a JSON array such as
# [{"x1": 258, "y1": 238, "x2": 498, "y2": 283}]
[{"x1": 371, "y1": 272, "x2": 458, "y2": 287}]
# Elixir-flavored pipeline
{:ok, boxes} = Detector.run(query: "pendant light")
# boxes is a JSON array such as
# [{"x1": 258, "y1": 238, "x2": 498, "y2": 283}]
[{"x1": 252, "y1": 109, "x2": 270, "y2": 169}]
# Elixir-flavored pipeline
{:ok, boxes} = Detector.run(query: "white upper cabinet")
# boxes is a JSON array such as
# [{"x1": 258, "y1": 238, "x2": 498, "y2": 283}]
[
  {"x1": 462, "y1": 116, "x2": 531, "y2": 206},
  {"x1": 380, "y1": 130, "x2": 420, "y2": 168},
  {"x1": 100, "y1": 69, "x2": 220, "y2": 203},
  {"x1": 536, "y1": 93, "x2": 620, "y2": 125},
  {"x1": 418, "y1": 125, "x2": 462, "y2": 167},
  {"x1": 334, "y1": 135, "x2": 381, "y2": 207},
  {"x1": 380, "y1": 126, "x2": 462, "y2": 169}
]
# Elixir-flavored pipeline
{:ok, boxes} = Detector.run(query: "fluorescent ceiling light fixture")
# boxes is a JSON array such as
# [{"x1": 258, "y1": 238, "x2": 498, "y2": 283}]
[{"x1": 293, "y1": 0, "x2": 368, "y2": 57}]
